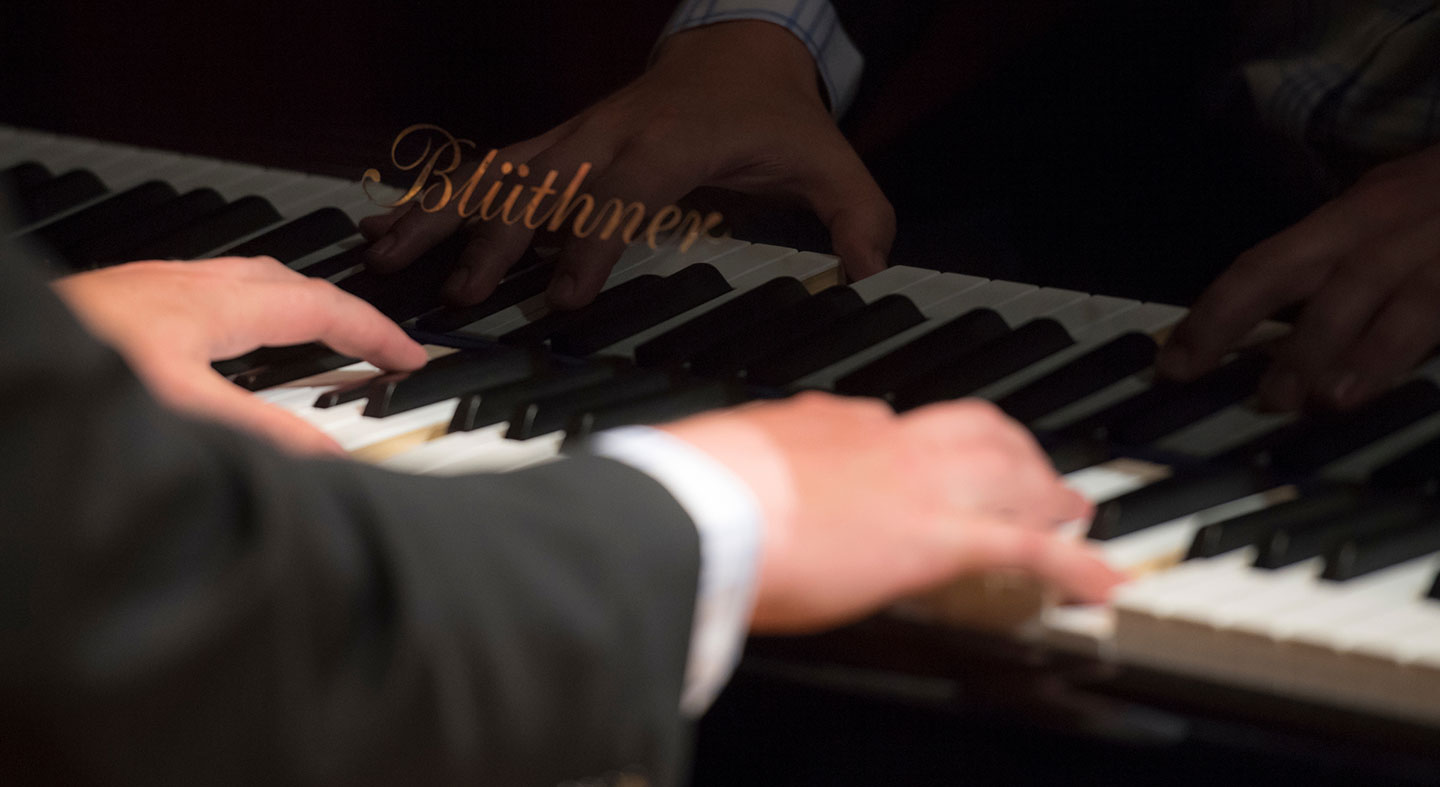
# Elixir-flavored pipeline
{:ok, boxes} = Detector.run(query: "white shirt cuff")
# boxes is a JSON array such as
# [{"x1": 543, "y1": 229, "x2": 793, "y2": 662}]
[
  {"x1": 588, "y1": 425, "x2": 764, "y2": 717},
  {"x1": 659, "y1": 0, "x2": 865, "y2": 116}
]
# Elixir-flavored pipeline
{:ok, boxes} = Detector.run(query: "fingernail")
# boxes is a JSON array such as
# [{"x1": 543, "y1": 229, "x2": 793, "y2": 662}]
[
  {"x1": 368, "y1": 234, "x2": 396, "y2": 260},
  {"x1": 442, "y1": 267, "x2": 473, "y2": 302},
  {"x1": 548, "y1": 271, "x2": 578, "y2": 307},
  {"x1": 1260, "y1": 369, "x2": 1304, "y2": 411},
  {"x1": 1157, "y1": 346, "x2": 1191, "y2": 379}
]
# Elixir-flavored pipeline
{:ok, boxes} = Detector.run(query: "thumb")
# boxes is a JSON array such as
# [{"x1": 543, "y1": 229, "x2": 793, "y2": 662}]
[
  {"x1": 950, "y1": 523, "x2": 1124, "y2": 605},
  {"x1": 161, "y1": 369, "x2": 347, "y2": 457}
]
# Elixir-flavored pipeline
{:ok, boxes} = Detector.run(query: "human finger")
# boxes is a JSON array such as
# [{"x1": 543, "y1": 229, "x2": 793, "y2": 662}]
[
  {"x1": 1322, "y1": 262, "x2": 1440, "y2": 408},
  {"x1": 795, "y1": 138, "x2": 894, "y2": 281},
  {"x1": 364, "y1": 125, "x2": 576, "y2": 274},
  {"x1": 1159, "y1": 199, "x2": 1375, "y2": 380},
  {"x1": 357, "y1": 201, "x2": 415, "y2": 242},
  {"x1": 1262, "y1": 233, "x2": 1437, "y2": 409},
  {"x1": 213, "y1": 279, "x2": 428, "y2": 371},
  {"x1": 159, "y1": 368, "x2": 346, "y2": 457},
  {"x1": 543, "y1": 140, "x2": 701, "y2": 309},
  {"x1": 948, "y1": 523, "x2": 1122, "y2": 604}
]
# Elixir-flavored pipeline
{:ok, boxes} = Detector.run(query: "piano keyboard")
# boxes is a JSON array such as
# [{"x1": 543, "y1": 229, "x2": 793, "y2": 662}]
[{"x1": 8, "y1": 125, "x2": 1440, "y2": 731}]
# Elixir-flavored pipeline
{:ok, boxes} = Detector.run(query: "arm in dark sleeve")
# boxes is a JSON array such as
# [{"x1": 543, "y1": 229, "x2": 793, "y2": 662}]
[{"x1": 0, "y1": 229, "x2": 701, "y2": 786}]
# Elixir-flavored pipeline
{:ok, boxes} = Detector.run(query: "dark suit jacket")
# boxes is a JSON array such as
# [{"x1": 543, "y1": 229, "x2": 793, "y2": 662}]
[{"x1": 0, "y1": 200, "x2": 702, "y2": 786}]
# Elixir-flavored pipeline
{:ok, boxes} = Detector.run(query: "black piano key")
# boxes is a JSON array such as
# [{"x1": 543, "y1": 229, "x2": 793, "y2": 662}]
[
  {"x1": 1429, "y1": 571, "x2": 1440, "y2": 600},
  {"x1": 69, "y1": 189, "x2": 227, "y2": 267},
  {"x1": 744, "y1": 294, "x2": 926, "y2": 387},
  {"x1": 998, "y1": 332, "x2": 1158, "y2": 425},
  {"x1": 1043, "y1": 432, "x2": 1115, "y2": 475},
  {"x1": 1370, "y1": 434, "x2": 1440, "y2": 491},
  {"x1": 1109, "y1": 353, "x2": 1272, "y2": 446},
  {"x1": 549, "y1": 264, "x2": 734, "y2": 356},
  {"x1": 1186, "y1": 485, "x2": 1367, "y2": 559},
  {"x1": 314, "y1": 373, "x2": 397, "y2": 409},
  {"x1": 18, "y1": 169, "x2": 107, "y2": 223},
  {"x1": 29, "y1": 181, "x2": 177, "y2": 255},
  {"x1": 448, "y1": 362, "x2": 626, "y2": 433},
  {"x1": 632, "y1": 276, "x2": 810, "y2": 368},
  {"x1": 362, "y1": 348, "x2": 542, "y2": 418},
  {"x1": 295, "y1": 245, "x2": 368, "y2": 278},
  {"x1": 1066, "y1": 352, "x2": 1269, "y2": 444},
  {"x1": 234, "y1": 350, "x2": 360, "y2": 392},
  {"x1": 1255, "y1": 494, "x2": 1433, "y2": 569},
  {"x1": 688, "y1": 287, "x2": 866, "y2": 378},
  {"x1": 219, "y1": 207, "x2": 358, "y2": 264},
  {"x1": 1323, "y1": 516, "x2": 1440, "y2": 582},
  {"x1": 415, "y1": 255, "x2": 558, "y2": 334},
  {"x1": 833, "y1": 309, "x2": 1011, "y2": 398},
  {"x1": 507, "y1": 370, "x2": 680, "y2": 440},
  {"x1": 1087, "y1": 464, "x2": 1282, "y2": 541},
  {"x1": 213, "y1": 342, "x2": 334, "y2": 377},
  {"x1": 891, "y1": 319, "x2": 1074, "y2": 411},
  {"x1": 562, "y1": 380, "x2": 753, "y2": 440},
  {"x1": 126, "y1": 195, "x2": 283, "y2": 261},
  {"x1": 500, "y1": 274, "x2": 668, "y2": 347},
  {"x1": 0, "y1": 162, "x2": 51, "y2": 193},
  {"x1": 336, "y1": 236, "x2": 466, "y2": 323},
  {"x1": 1259, "y1": 379, "x2": 1440, "y2": 473}
]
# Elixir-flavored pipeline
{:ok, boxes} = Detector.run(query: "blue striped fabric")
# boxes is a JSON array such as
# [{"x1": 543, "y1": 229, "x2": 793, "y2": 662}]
[{"x1": 1238, "y1": 1, "x2": 1439, "y2": 184}]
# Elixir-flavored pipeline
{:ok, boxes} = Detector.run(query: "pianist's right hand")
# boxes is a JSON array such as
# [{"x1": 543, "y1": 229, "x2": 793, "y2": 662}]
[
  {"x1": 359, "y1": 19, "x2": 894, "y2": 310},
  {"x1": 662, "y1": 392, "x2": 1119, "y2": 630}
]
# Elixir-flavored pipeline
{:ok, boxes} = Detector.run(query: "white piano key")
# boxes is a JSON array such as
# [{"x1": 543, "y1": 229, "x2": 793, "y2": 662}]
[
  {"x1": 33, "y1": 139, "x2": 122, "y2": 175},
  {"x1": 377, "y1": 426, "x2": 509, "y2": 475},
  {"x1": 1154, "y1": 405, "x2": 1295, "y2": 459},
  {"x1": 0, "y1": 133, "x2": 64, "y2": 167},
  {"x1": 1050, "y1": 294, "x2": 1141, "y2": 335},
  {"x1": 266, "y1": 176, "x2": 364, "y2": 217},
  {"x1": 1063, "y1": 459, "x2": 1170, "y2": 503},
  {"x1": 250, "y1": 361, "x2": 380, "y2": 402},
  {"x1": 992, "y1": 287, "x2": 1089, "y2": 325},
  {"x1": 1279, "y1": 555, "x2": 1440, "y2": 648},
  {"x1": 330, "y1": 400, "x2": 459, "y2": 453},
  {"x1": 848, "y1": 266, "x2": 939, "y2": 301},
  {"x1": 425, "y1": 433, "x2": 566, "y2": 475},
  {"x1": 1188, "y1": 559, "x2": 1326, "y2": 631}
]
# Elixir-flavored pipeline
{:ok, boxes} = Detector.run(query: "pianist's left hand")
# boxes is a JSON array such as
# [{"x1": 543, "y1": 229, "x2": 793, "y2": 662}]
[
  {"x1": 1160, "y1": 141, "x2": 1440, "y2": 411},
  {"x1": 358, "y1": 20, "x2": 894, "y2": 311},
  {"x1": 52, "y1": 256, "x2": 428, "y2": 455}
]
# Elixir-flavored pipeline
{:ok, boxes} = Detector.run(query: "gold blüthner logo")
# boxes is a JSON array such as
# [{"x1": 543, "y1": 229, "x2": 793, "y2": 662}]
[{"x1": 363, "y1": 124, "x2": 724, "y2": 251}]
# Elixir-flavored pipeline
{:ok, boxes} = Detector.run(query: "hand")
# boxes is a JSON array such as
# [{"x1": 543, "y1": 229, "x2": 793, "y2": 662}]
[
  {"x1": 1159, "y1": 142, "x2": 1440, "y2": 410},
  {"x1": 660, "y1": 392, "x2": 1118, "y2": 633},
  {"x1": 52, "y1": 256, "x2": 428, "y2": 455},
  {"x1": 360, "y1": 20, "x2": 894, "y2": 310}
]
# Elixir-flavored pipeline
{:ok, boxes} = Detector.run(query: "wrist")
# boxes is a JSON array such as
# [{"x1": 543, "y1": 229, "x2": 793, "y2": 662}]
[
  {"x1": 652, "y1": 20, "x2": 828, "y2": 110},
  {"x1": 657, "y1": 412, "x2": 798, "y2": 571}
]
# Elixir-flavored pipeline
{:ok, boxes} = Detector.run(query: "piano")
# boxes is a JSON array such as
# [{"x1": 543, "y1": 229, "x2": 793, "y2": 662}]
[{"x1": 7, "y1": 125, "x2": 1440, "y2": 785}]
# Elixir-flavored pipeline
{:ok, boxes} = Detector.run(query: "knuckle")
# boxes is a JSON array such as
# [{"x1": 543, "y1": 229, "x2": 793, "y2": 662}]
[{"x1": 956, "y1": 398, "x2": 1007, "y2": 426}]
